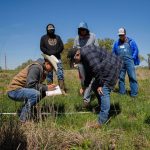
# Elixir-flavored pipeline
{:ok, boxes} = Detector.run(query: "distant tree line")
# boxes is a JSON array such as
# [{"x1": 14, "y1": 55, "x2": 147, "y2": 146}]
[
  {"x1": 13, "y1": 38, "x2": 148, "y2": 70},
  {"x1": 62, "y1": 38, "x2": 114, "y2": 69},
  {"x1": 15, "y1": 59, "x2": 34, "y2": 70}
]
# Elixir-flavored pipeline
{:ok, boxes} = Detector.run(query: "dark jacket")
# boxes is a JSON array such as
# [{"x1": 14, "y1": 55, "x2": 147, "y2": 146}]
[
  {"x1": 7, "y1": 58, "x2": 48, "y2": 92},
  {"x1": 26, "y1": 58, "x2": 48, "y2": 92},
  {"x1": 40, "y1": 34, "x2": 64, "y2": 59},
  {"x1": 81, "y1": 45, "x2": 123, "y2": 89}
]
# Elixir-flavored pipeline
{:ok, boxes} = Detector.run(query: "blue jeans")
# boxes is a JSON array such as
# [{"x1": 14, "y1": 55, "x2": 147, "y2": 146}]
[
  {"x1": 83, "y1": 79, "x2": 94, "y2": 102},
  {"x1": 119, "y1": 58, "x2": 138, "y2": 96},
  {"x1": 47, "y1": 59, "x2": 64, "y2": 83},
  {"x1": 7, "y1": 88, "x2": 42, "y2": 122},
  {"x1": 92, "y1": 84, "x2": 111, "y2": 124},
  {"x1": 78, "y1": 63, "x2": 92, "y2": 102}
]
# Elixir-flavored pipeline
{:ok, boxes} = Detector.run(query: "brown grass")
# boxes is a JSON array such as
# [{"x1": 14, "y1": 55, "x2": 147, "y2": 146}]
[{"x1": 136, "y1": 68, "x2": 150, "y2": 80}]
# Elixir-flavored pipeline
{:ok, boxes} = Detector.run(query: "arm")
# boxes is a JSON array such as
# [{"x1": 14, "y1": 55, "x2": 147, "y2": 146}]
[
  {"x1": 93, "y1": 34, "x2": 99, "y2": 47},
  {"x1": 112, "y1": 42, "x2": 117, "y2": 55},
  {"x1": 130, "y1": 40, "x2": 139, "y2": 59},
  {"x1": 84, "y1": 66, "x2": 93, "y2": 88},
  {"x1": 56, "y1": 36, "x2": 64, "y2": 54},
  {"x1": 40, "y1": 36, "x2": 49, "y2": 55},
  {"x1": 26, "y1": 65, "x2": 48, "y2": 92}
]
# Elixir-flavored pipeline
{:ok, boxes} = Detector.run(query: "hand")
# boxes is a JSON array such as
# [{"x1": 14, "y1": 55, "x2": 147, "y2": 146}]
[
  {"x1": 97, "y1": 87, "x2": 104, "y2": 95},
  {"x1": 79, "y1": 88, "x2": 85, "y2": 95},
  {"x1": 47, "y1": 84, "x2": 57, "y2": 91}
]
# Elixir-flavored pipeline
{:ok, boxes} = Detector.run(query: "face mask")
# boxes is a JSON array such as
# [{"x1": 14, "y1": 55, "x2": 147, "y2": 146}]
[{"x1": 47, "y1": 29, "x2": 55, "y2": 37}]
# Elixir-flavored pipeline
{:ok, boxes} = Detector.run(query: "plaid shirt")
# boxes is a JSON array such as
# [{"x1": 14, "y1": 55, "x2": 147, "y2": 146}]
[{"x1": 81, "y1": 45, "x2": 123, "y2": 89}]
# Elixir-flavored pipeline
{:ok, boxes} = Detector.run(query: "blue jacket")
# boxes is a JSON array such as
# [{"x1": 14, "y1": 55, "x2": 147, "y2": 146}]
[{"x1": 113, "y1": 37, "x2": 140, "y2": 65}]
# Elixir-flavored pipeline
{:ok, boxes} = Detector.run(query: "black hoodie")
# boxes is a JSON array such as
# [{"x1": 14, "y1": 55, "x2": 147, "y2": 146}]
[{"x1": 40, "y1": 34, "x2": 64, "y2": 59}]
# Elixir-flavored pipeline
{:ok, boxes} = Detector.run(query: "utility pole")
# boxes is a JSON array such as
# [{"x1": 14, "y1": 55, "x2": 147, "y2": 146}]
[
  {"x1": 148, "y1": 54, "x2": 150, "y2": 70},
  {"x1": 5, "y1": 53, "x2": 7, "y2": 70}
]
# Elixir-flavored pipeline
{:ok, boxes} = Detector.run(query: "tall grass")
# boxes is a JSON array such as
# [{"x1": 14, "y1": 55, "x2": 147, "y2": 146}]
[{"x1": 0, "y1": 68, "x2": 150, "y2": 149}]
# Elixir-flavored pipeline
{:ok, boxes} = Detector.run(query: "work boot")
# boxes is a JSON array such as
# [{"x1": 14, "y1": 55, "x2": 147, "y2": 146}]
[{"x1": 58, "y1": 80, "x2": 67, "y2": 95}]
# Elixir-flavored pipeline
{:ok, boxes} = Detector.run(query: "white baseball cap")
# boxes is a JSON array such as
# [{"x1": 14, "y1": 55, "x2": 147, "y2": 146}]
[
  {"x1": 42, "y1": 54, "x2": 59, "y2": 71},
  {"x1": 118, "y1": 28, "x2": 126, "y2": 35}
]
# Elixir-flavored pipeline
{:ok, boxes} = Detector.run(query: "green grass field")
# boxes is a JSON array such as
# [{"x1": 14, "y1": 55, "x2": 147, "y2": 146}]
[{"x1": 0, "y1": 68, "x2": 150, "y2": 150}]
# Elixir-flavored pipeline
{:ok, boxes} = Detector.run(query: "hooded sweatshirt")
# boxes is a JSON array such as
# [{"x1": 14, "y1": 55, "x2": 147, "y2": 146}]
[
  {"x1": 40, "y1": 28, "x2": 64, "y2": 59},
  {"x1": 73, "y1": 22, "x2": 99, "y2": 48}
]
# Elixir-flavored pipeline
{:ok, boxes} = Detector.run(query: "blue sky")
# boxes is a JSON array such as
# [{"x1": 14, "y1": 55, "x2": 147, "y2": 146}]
[{"x1": 0, "y1": 0, "x2": 149, "y2": 69}]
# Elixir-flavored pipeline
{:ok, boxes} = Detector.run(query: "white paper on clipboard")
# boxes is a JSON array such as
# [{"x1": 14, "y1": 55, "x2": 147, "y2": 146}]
[{"x1": 46, "y1": 85, "x2": 62, "y2": 96}]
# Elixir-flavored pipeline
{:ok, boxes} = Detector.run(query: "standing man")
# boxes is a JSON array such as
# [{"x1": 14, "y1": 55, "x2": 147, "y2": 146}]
[
  {"x1": 73, "y1": 21, "x2": 99, "y2": 106},
  {"x1": 71, "y1": 45, "x2": 123, "y2": 128},
  {"x1": 7, "y1": 54, "x2": 59, "y2": 123},
  {"x1": 113, "y1": 27, "x2": 140, "y2": 97},
  {"x1": 40, "y1": 24, "x2": 66, "y2": 94}
]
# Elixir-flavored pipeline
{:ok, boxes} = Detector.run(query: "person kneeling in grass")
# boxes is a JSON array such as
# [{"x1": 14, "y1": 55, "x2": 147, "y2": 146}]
[
  {"x1": 70, "y1": 45, "x2": 123, "y2": 128},
  {"x1": 7, "y1": 54, "x2": 58, "y2": 123}
]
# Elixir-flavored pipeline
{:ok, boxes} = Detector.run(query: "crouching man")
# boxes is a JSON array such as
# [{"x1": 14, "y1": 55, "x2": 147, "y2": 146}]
[
  {"x1": 71, "y1": 45, "x2": 123, "y2": 128},
  {"x1": 7, "y1": 54, "x2": 59, "y2": 123}
]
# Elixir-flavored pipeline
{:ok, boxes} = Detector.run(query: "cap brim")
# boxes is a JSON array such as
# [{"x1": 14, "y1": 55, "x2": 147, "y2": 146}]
[
  {"x1": 48, "y1": 28, "x2": 54, "y2": 30},
  {"x1": 118, "y1": 33, "x2": 125, "y2": 35},
  {"x1": 42, "y1": 54, "x2": 59, "y2": 72}
]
